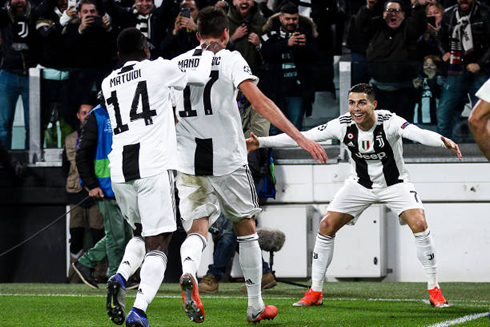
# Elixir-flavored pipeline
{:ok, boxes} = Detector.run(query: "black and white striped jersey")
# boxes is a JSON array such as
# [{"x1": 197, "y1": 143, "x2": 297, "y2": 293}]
[
  {"x1": 259, "y1": 110, "x2": 446, "y2": 189},
  {"x1": 172, "y1": 47, "x2": 258, "y2": 176},
  {"x1": 101, "y1": 54, "x2": 212, "y2": 183}
]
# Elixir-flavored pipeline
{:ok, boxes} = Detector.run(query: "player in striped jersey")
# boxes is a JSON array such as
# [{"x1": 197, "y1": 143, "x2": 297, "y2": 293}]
[
  {"x1": 247, "y1": 83, "x2": 462, "y2": 308},
  {"x1": 171, "y1": 6, "x2": 327, "y2": 324},
  {"x1": 100, "y1": 28, "x2": 221, "y2": 327}
]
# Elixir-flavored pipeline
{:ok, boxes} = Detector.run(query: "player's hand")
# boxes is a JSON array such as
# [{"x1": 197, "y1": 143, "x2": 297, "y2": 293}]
[
  {"x1": 246, "y1": 132, "x2": 260, "y2": 153},
  {"x1": 441, "y1": 136, "x2": 462, "y2": 161},
  {"x1": 442, "y1": 52, "x2": 451, "y2": 62},
  {"x1": 296, "y1": 137, "x2": 328, "y2": 163},
  {"x1": 89, "y1": 187, "x2": 104, "y2": 199},
  {"x1": 202, "y1": 41, "x2": 225, "y2": 54}
]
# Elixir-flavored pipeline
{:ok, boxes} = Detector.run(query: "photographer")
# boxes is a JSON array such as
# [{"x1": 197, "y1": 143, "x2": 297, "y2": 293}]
[
  {"x1": 63, "y1": 0, "x2": 117, "y2": 130},
  {"x1": 161, "y1": 0, "x2": 199, "y2": 59},
  {"x1": 101, "y1": 0, "x2": 177, "y2": 58},
  {"x1": 261, "y1": 3, "x2": 321, "y2": 134}
]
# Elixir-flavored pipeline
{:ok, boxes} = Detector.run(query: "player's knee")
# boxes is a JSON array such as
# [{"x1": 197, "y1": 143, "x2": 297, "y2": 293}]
[
  {"x1": 409, "y1": 217, "x2": 428, "y2": 234},
  {"x1": 319, "y1": 217, "x2": 337, "y2": 236},
  {"x1": 145, "y1": 233, "x2": 172, "y2": 254}
]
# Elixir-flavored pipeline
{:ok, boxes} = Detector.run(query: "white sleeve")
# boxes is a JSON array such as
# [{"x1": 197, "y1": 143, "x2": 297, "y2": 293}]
[
  {"x1": 185, "y1": 50, "x2": 213, "y2": 86},
  {"x1": 401, "y1": 123, "x2": 446, "y2": 148},
  {"x1": 259, "y1": 119, "x2": 341, "y2": 148},
  {"x1": 475, "y1": 78, "x2": 490, "y2": 102},
  {"x1": 230, "y1": 52, "x2": 258, "y2": 87}
]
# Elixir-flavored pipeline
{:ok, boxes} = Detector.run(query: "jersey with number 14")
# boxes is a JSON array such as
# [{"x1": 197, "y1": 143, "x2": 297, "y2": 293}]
[
  {"x1": 101, "y1": 58, "x2": 188, "y2": 183},
  {"x1": 172, "y1": 47, "x2": 258, "y2": 176}
]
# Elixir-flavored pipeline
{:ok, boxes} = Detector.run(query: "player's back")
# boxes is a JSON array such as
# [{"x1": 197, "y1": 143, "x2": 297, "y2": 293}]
[
  {"x1": 173, "y1": 47, "x2": 258, "y2": 176},
  {"x1": 102, "y1": 58, "x2": 187, "y2": 183}
]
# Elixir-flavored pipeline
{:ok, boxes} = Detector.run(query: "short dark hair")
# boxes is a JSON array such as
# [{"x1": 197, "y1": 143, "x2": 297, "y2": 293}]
[
  {"x1": 79, "y1": 0, "x2": 98, "y2": 10},
  {"x1": 280, "y1": 3, "x2": 299, "y2": 14},
  {"x1": 349, "y1": 83, "x2": 376, "y2": 102},
  {"x1": 384, "y1": 0, "x2": 404, "y2": 11},
  {"x1": 117, "y1": 27, "x2": 148, "y2": 61},
  {"x1": 197, "y1": 6, "x2": 229, "y2": 39}
]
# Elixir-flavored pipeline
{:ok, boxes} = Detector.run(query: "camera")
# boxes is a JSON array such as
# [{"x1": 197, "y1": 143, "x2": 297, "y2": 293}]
[
  {"x1": 90, "y1": 15, "x2": 103, "y2": 26},
  {"x1": 181, "y1": 7, "x2": 191, "y2": 18},
  {"x1": 427, "y1": 16, "x2": 436, "y2": 27}
]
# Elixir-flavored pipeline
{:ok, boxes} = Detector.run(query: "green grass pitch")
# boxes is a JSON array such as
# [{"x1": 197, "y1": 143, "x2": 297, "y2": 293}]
[{"x1": 0, "y1": 282, "x2": 489, "y2": 326}]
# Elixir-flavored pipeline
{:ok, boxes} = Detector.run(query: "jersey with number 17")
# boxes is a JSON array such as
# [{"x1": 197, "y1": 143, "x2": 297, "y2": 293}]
[
  {"x1": 101, "y1": 58, "x2": 188, "y2": 183},
  {"x1": 172, "y1": 47, "x2": 258, "y2": 176}
]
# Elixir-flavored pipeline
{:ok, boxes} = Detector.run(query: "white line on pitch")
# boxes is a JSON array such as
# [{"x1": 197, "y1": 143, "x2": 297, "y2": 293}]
[
  {"x1": 0, "y1": 293, "x2": 489, "y2": 306},
  {"x1": 425, "y1": 312, "x2": 489, "y2": 327}
]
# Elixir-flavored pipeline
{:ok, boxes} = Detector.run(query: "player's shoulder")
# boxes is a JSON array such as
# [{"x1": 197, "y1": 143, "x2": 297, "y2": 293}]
[
  {"x1": 338, "y1": 112, "x2": 353, "y2": 125},
  {"x1": 375, "y1": 109, "x2": 395, "y2": 124},
  {"x1": 174, "y1": 47, "x2": 205, "y2": 61}
]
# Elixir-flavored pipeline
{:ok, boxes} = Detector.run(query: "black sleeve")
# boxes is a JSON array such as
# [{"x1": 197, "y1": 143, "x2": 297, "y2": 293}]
[
  {"x1": 354, "y1": 5, "x2": 374, "y2": 35},
  {"x1": 62, "y1": 146, "x2": 70, "y2": 178},
  {"x1": 76, "y1": 113, "x2": 100, "y2": 190},
  {"x1": 406, "y1": 4, "x2": 427, "y2": 40}
]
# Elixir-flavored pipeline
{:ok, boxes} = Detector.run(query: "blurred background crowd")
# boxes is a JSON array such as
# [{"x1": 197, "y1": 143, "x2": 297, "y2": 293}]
[{"x1": 0, "y1": 0, "x2": 489, "y2": 151}]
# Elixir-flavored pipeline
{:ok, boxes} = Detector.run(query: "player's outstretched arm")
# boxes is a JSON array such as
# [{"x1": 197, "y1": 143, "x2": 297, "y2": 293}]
[
  {"x1": 469, "y1": 99, "x2": 490, "y2": 161},
  {"x1": 441, "y1": 136, "x2": 462, "y2": 161},
  {"x1": 239, "y1": 80, "x2": 327, "y2": 163},
  {"x1": 400, "y1": 120, "x2": 462, "y2": 160}
]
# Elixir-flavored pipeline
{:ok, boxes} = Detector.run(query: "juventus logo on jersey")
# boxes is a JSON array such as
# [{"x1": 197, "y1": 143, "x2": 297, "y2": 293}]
[
  {"x1": 376, "y1": 135, "x2": 385, "y2": 148},
  {"x1": 17, "y1": 21, "x2": 28, "y2": 38}
]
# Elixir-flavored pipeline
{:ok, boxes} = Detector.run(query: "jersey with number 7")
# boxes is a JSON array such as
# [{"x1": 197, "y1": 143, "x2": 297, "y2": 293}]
[{"x1": 172, "y1": 47, "x2": 258, "y2": 176}]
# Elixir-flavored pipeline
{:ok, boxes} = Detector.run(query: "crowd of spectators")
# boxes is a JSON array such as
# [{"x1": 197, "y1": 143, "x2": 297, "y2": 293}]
[{"x1": 0, "y1": 0, "x2": 489, "y2": 150}]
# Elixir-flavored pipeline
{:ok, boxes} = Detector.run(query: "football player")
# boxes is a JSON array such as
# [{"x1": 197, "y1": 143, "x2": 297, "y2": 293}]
[
  {"x1": 247, "y1": 83, "x2": 462, "y2": 309},
  {"x1": 101, "y1": 27, "x2": 220, "y2": 326},
  {"x1": 171, "y1": 6, "x2": 327, "y2": 324}
]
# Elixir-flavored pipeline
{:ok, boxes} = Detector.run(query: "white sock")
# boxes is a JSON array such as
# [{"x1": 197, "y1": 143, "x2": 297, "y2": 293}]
[
  {"x1": 238, "y1": 233, "x2": 264, "y2": 312},
  {"x1": 133, "y1": 250, "x2": 167, "y2": 312},
  {"x1": 180, "y1": 233, "x2": 207, "y2": 280},
  {"x1": 117, "y1": 236, "x2": 146, "y2": 283},
  {"x1": 311, "y1": 233, "x2": 335, "y2": 292},
  {"x1": 414, "y1": 229, "x2": 438, "y2": 290}
]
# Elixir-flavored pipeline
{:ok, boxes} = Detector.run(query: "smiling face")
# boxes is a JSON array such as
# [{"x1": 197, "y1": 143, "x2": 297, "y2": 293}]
[
  {"x1": 233, "y1": 0, "x2": 254, "y2": 18},
  {"x1": 10, "y1": 0, "x2": 27, "y2": 13},
  {"x1": 134, "y1": 0, "x2": 153, "y2": 15},
  {"x1": 279, "y1": 13, "x2": 299, "y2": 32},
  {"x1": 383, "y1": 2, "x2": 405, "y2": 30},
  {"x1": 348, "y1": 92, "x2": 377, "y2": 131}
]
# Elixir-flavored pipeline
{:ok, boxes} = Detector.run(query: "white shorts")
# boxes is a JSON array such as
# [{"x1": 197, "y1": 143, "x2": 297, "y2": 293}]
[
  {"x1": 176, "y1": 165, "x2": 262, "y2": 232},
  {"x1": 112, "y1": 170, "x2": 177, "y2": 237},
  {"x1": 327, "y1": 179, "x2": 424, "y2": 224}
]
